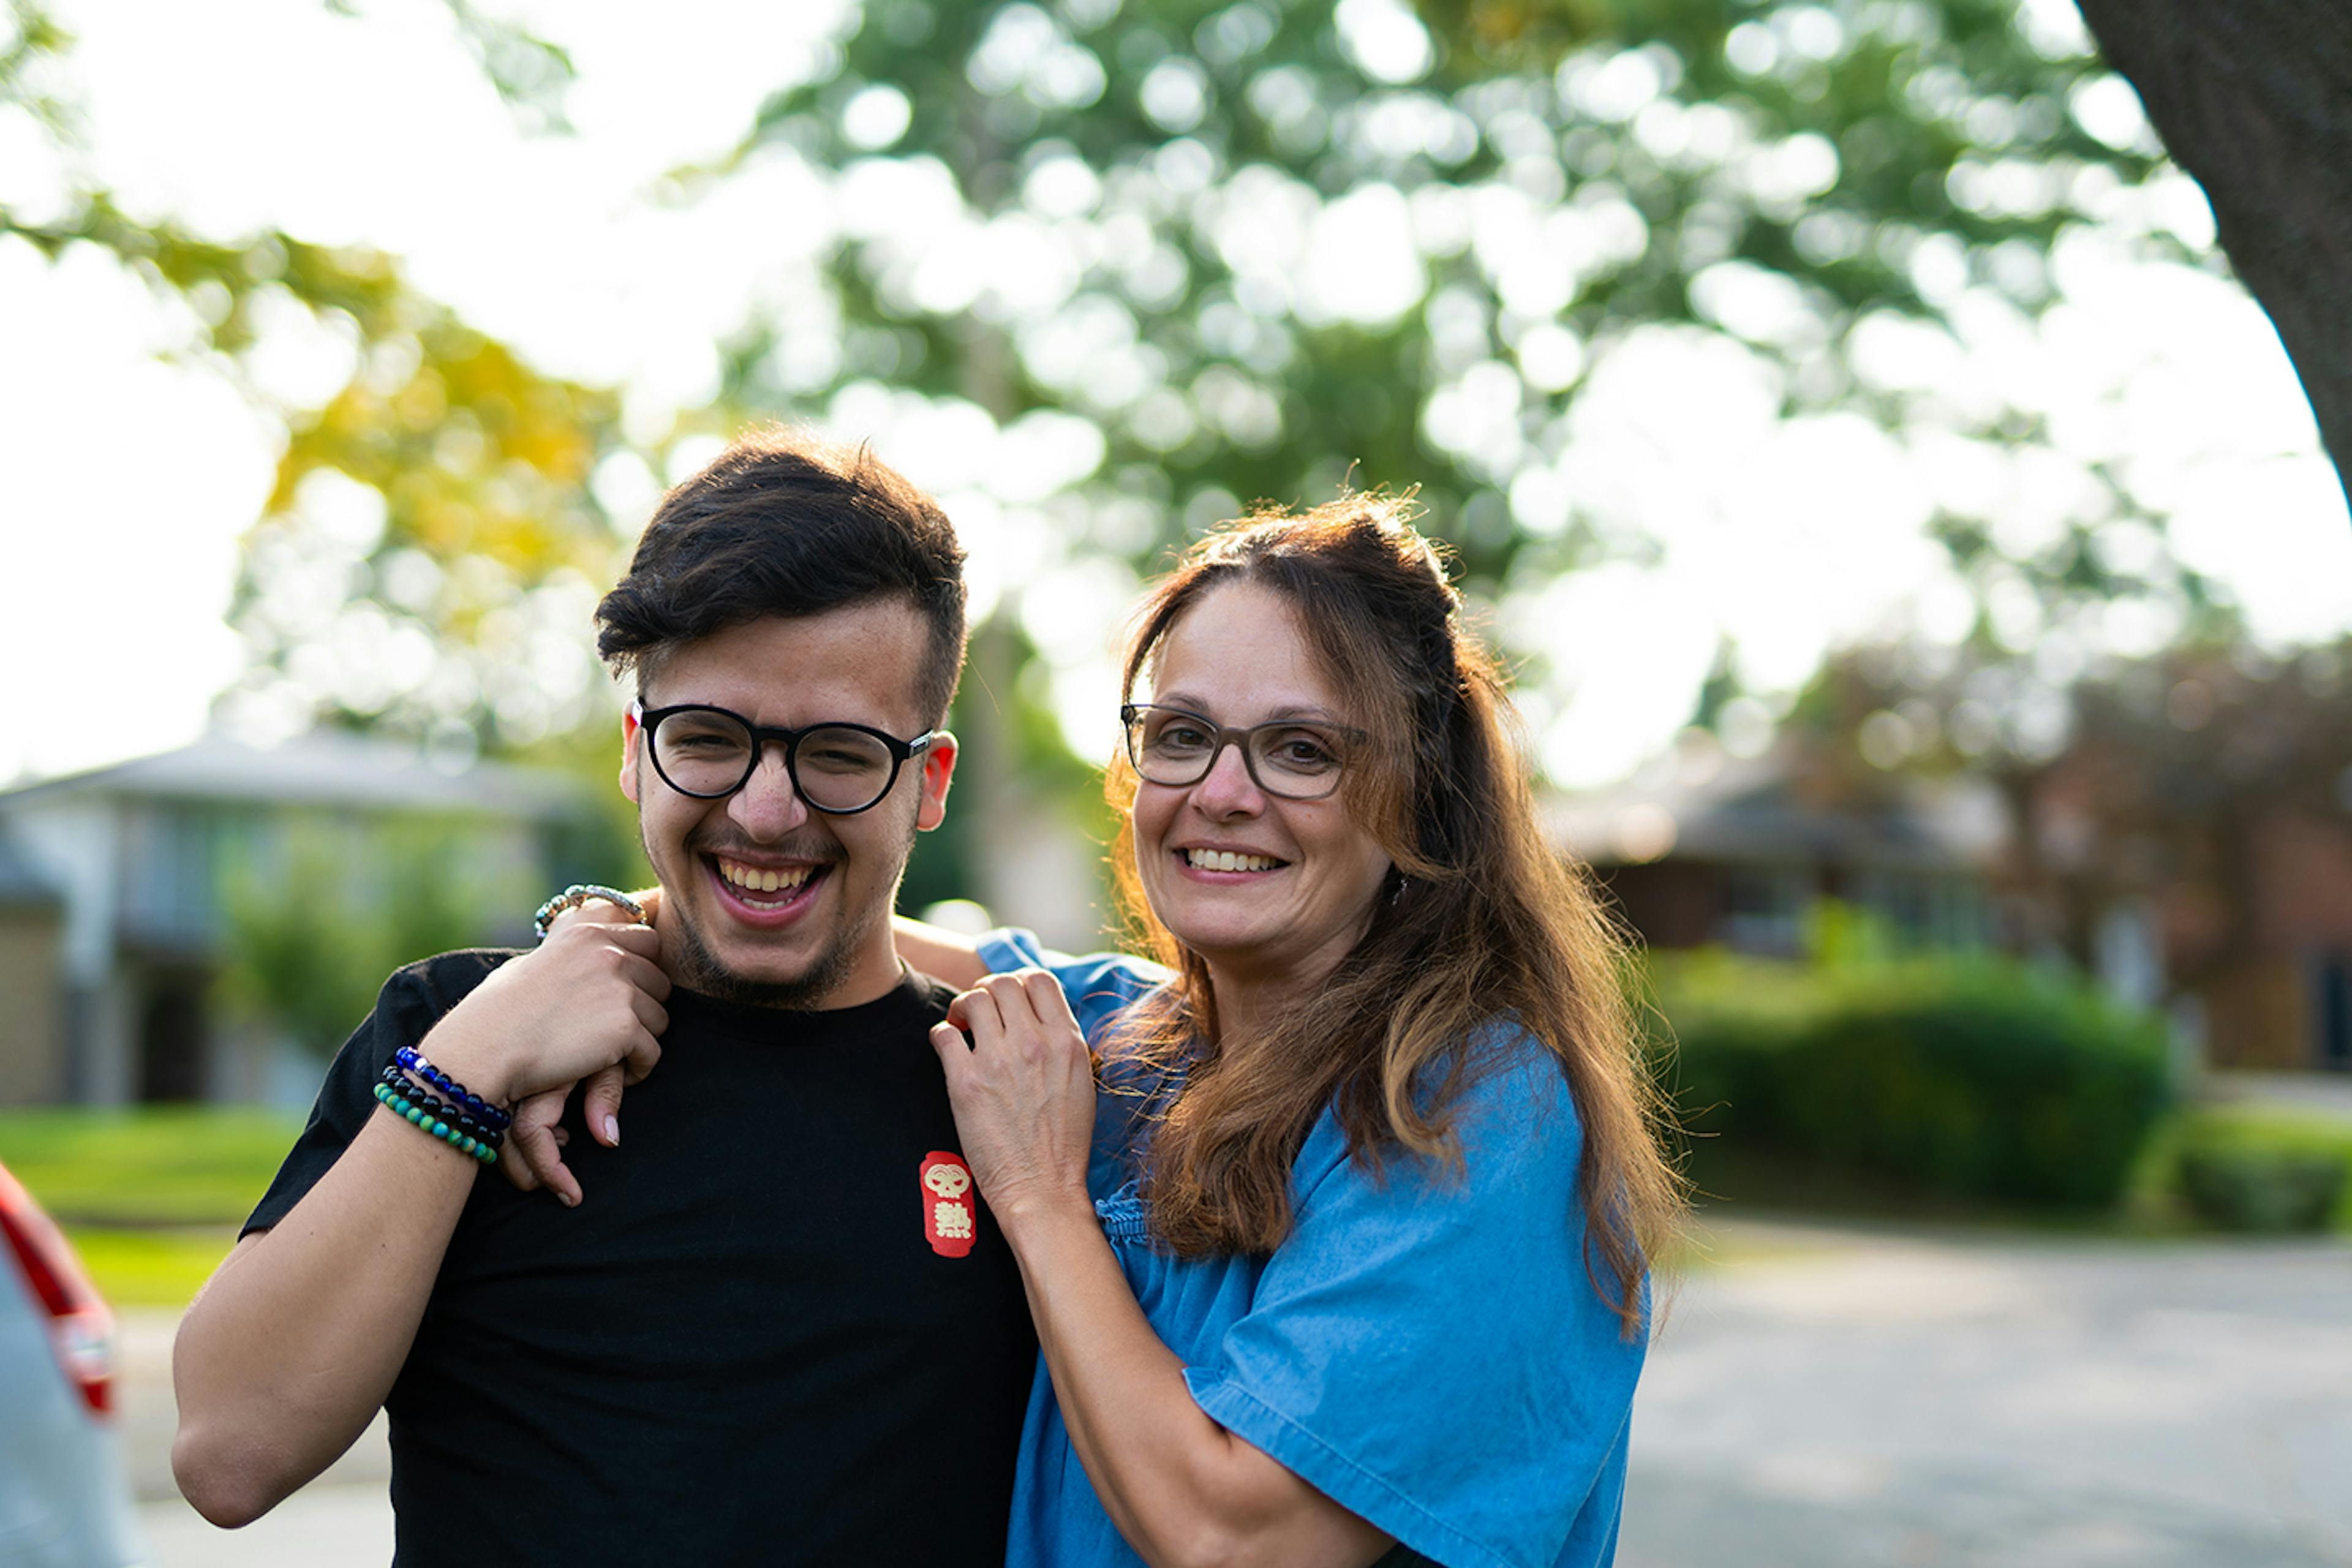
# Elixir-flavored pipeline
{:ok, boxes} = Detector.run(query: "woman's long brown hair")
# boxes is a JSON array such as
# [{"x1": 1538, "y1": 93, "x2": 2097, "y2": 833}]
[{"x1": 1110, "y1": 495, "x2": 1684, "y2": 1338}]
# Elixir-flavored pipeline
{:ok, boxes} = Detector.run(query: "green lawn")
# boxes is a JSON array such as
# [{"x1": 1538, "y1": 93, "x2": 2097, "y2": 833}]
[
  {"x1": 0, "y1": 1107, "x2": 302, "y2": 1309},
  {"x1": 0, "y1": 1106, "x2": 301, "y2": 1226},
  {"x1": 64, "y1": 1225, "x2": 244, "y2": 1308}
]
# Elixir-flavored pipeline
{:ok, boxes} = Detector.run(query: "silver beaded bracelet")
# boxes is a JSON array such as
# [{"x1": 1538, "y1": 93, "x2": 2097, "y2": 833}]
[{"x1": 533, "y1": 884, "x2": 650, "y2": 940}]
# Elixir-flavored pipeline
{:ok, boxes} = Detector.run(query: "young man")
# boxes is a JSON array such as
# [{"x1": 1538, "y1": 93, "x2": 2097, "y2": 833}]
[{"x1": 172, "y1": 432, "x2": 1038, "y2": 1564}]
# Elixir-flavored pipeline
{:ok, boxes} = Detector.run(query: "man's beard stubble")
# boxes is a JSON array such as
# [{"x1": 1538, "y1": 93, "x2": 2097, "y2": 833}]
[
  {"x1": 665, "y1": 914, "x2": 864, "y2": 1009},
  {"x1": 644, "y1": 802, "x2": 917, "y2": 1011}
]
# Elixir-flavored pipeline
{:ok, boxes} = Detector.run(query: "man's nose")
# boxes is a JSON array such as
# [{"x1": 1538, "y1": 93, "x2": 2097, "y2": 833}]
[{"x1": 729, "y1": 745, "x2": 810, "y2": 837}]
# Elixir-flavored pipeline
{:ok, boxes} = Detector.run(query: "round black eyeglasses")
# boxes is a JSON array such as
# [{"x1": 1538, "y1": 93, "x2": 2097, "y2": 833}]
[
  {"x1": 1119, "y1": 703, "x2": 1361, "y2": 802},
  {"x1": 634, "y1": 701, "x2": 938, "y2": 815}
]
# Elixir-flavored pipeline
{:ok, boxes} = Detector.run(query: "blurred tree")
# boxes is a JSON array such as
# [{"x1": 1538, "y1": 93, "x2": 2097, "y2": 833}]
[
  {"x1": 712, "y1": 0, "x2": 2203, "y2": 616},
  {"x1": 216, "y1": 815, "x2": 518, "y2": 1057},
  {"x1": 7, "y1": 0, "x2": 2302, "y2": 897},
  {"x1": 1, "y1": 0, "x2": 631, "y2": 751}
]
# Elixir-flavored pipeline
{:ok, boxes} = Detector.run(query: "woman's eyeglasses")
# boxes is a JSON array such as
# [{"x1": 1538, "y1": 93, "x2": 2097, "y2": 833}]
[{"x1": 1119, "y1": 704, "x2": 1361, "y2": 801}]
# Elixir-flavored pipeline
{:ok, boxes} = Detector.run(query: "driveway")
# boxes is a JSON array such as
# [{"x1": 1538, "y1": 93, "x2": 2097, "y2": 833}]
[{"x1": 124, "y1": 1219, "x2": 2352, "y2": 1566}]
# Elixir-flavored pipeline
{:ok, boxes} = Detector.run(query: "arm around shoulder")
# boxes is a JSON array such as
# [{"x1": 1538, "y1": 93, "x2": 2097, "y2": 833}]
[{"x1": 891, "y1": 913, "x2": 992, "y2": 988}]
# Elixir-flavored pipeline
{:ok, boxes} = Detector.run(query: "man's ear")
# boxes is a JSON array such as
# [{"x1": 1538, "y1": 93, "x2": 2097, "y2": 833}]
[
  {"x1": 619, "y1": 706, "x2": 643, "y2": 805},
  {"x1": 914, "y1": 732, "x2": 957, "y2": 832}
]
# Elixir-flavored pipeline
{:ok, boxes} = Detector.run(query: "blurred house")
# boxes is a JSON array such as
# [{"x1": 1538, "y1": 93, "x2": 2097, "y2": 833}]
[
  {"x1": 0, "y1": 835, "x2": 68, "y2": 1104},
  {"x1": 2179, "y1": 812, "x2": 2352, "y2": 1072},
  {"x1": 1559, "y1": 735, "x2": 2352, "y2": 1074},
  {"x1": 1555, "y1": 749, "x2": 2010, "y2": 960},
  {"x1": 2025, "y1": 736, "x2": 2352, "y2": 1076},
  {"x1": 0, "y1": 731, "x2": 590, "y2": 1108}
]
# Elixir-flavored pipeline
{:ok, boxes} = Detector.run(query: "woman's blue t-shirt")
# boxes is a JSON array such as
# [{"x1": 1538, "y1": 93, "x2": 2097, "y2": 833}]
[{"x1": 974, "y1": 930, "x2": 1646, "y2": 1568}]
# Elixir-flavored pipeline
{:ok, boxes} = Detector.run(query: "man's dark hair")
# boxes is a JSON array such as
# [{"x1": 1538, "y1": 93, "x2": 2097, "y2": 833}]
[{"x1": 595, "y1": 428, "x2": 968, "y2": 723}]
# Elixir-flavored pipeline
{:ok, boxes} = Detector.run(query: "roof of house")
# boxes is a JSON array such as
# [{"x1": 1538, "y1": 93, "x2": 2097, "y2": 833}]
[
  {"x1": 0, "y1": 728, "x2": 591, "y2": 821},
  {"x1": 1549, "y1": 750, "x2": 2010, "y2": 874}
]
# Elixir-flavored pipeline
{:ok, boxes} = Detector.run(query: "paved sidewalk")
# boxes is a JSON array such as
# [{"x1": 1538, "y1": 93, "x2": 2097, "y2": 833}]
[
  {"x1": 139, "y1": 1486, "x2": 391, "y2": 1567},
  {"x1": 119, "y1": 1306, "x2": 393, "y2": 1566},
  {"x1": 1623, "y1": 1219, "x2": 2352, "y2": 1567}
]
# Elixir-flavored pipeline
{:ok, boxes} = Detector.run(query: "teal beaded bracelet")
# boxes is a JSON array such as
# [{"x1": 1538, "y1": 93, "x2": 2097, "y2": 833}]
[{"x1": 375, "y1": 1080, "x2": 500, "y2": 1164}]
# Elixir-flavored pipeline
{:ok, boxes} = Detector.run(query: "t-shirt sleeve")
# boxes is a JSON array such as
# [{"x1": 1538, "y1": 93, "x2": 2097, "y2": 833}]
[
  {"x1": 1181, "y1": 1042, "x2": 1647, "y2": 1568},
  {"x1": 243, "y1": 952, "x2": 510, "y2": 1237},
  {"x1": 973, "y1": 927, "x2": 1169, "y2": 1045}
]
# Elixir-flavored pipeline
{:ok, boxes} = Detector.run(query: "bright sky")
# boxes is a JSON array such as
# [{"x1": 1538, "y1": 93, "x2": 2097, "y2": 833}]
[{"x1": 1, "y1": 0, "x2": 2345, "y2": 789}]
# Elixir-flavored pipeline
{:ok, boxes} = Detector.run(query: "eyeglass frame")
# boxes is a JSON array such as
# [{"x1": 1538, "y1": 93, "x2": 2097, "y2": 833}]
[
  {"x1": 630, "y1": 699, "x2": 940, "y2": 815},
  {"x1": 1118, "y1": 703, "x2": 1365, "y2": 802}
]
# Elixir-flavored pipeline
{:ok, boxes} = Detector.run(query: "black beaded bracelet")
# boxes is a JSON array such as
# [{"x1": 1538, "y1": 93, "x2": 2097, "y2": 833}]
[{"x1": 379, "y1": 1066, "x2": 503, "y2": 1149}]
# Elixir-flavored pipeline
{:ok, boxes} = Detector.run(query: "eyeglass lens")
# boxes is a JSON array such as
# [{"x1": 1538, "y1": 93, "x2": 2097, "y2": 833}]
[
  {"x1": 652, "y1": 710, "x2": 900, "y2": 811},
  {"x1": 1125, "y1": 707, "x2": 1345, "y2": 799}
]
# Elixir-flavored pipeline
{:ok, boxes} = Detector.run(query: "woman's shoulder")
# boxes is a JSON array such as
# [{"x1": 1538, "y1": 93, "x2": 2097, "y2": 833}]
[
  {"x1": 974, "y1": 927, "x2": 1172, "y2": 1041},
  {"x1": 1456, "y1": 1016, "x2": 1582, "y2": 1131},
  {"x1": 1297, "y1": 1018, "x2": 1581, "y2": 1198}
]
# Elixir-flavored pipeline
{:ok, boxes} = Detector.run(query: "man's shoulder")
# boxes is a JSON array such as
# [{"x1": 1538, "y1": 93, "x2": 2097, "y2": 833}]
[
  {"x1": 907, "y1": 969, "x2": 958, "y2": 1019},
  {"x1": 371, "y1": 948, "x2": 525, "y2": 1035}
]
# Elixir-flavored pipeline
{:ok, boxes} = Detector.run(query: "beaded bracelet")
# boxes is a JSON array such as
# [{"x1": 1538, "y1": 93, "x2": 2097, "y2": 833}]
[
  {"x1": 377, "y1": 1066, "x2": 504, "y2": 1150},
  {"x1": 394, "y1": 1047, "x2": 512, "y2": 1133},
  {"x1": 379, "y1": 1069, "x2": 499, "y2": 1148},
  {"x1": 375, "y1": 1080, "x2": 500, "y2": 1164},
  {"x1": 533, "y1": 884, "x2": 648, "y2": 941}
]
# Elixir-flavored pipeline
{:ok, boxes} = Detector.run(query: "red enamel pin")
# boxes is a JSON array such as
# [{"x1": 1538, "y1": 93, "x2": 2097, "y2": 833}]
[{"x1": 919, "y1": 1152, "x2": 977, "y2": 1257}]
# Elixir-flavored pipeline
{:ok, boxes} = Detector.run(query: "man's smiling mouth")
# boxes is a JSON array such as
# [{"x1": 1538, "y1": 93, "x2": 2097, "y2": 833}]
[{"x1": 709, "y1": 855, "x2": 828, "y2": 910}]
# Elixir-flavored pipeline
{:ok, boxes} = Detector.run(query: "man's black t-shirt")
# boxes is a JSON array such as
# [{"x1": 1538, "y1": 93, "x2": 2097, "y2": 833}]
[{"x1": 246, "y1": 951, "x2": 1037, "y2": 1567}]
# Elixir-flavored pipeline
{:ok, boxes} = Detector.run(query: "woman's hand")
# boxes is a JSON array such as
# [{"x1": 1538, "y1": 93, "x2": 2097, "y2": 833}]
[
  {"x1": 499, "y1": 886, "x2": 665, "y2": 1202},
  {"x1": 929, "y1": 970, "x2": 1097, "y2": 1228}
]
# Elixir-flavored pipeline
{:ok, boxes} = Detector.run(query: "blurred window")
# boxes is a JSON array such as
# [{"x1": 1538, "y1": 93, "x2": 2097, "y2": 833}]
[{"x1": 1721, "y1": 865, "x2": 1808, "y2": 956}]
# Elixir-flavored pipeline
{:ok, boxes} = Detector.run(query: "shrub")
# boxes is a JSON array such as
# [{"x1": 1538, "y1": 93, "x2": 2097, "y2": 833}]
[
  {"x1": 1654, "y1": 951, "x2": 2174, "y2": 1210},
  {"x1": 2166, "y1": 1107, "x2": 2352, "y2": 1232},
  {"x1": 2176, "y1": 1148, "x2": 2348, "y2": 1232}
]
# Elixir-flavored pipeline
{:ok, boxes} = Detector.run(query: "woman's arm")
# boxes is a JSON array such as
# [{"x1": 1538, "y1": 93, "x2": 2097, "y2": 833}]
[
  {"x1": 932, "y1": 973, "x2": 1392, "y2": 1568},
  {"x1": 890, "y1": 914, "x2": 992, "y2": 988}
]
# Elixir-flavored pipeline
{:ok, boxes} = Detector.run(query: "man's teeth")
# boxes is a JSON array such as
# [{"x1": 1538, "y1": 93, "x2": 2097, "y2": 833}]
[
  {"x1": 718, "y1": 859, "x2": 814, "y2": 895},
  {"x1": 1186, "y1": 849, "x2": 1282, "y2": 873}
]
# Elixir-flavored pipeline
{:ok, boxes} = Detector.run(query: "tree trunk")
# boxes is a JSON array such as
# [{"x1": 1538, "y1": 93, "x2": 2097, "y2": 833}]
[{"x1": 2075, "y1": 0, "x2": 2352, "y2": 510}]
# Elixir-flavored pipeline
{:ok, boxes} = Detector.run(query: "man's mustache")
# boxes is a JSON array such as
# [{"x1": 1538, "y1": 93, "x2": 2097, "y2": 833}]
[{"x1": 685, "y1": 829, "x2": 843, "y2": 864}]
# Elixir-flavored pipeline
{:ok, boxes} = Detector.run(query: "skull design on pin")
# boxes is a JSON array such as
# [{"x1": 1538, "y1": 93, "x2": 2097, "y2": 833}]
[{"x1": 919, "y1": 1152, "x2": 978, "y2": 1258}]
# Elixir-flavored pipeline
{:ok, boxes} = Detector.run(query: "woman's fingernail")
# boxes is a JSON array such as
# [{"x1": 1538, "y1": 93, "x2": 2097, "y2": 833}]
[
  {"x1": 559, "y1": 1191, "x2": 579, "y2": 1208},
  {"x1": 603, "y1": 1115, "x2": 620, "y2": 1146}
]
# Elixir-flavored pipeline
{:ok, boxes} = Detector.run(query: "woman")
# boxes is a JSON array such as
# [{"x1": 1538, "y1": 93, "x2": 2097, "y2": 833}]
[
  {"x1": 905, "y1": 498, "x2": 1683, "y2": 1568},
  {"x1": 550, "y1": 496, "x2": 1683, "y2": 1566}
]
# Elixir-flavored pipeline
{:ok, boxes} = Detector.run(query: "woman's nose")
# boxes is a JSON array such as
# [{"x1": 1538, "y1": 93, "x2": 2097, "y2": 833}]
[{"x1": 1189, "y1": 739, "x2": 1264, "y2": 814}]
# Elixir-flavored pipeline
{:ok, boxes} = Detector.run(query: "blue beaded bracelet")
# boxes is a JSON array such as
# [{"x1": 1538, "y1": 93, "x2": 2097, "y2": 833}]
[
  {"x1": 394, "y1": 1047, "x2": 511, "y2": 1132},
  {"x1": 375, "y1": 1081, "x2": 500, "y2": 1163}
]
